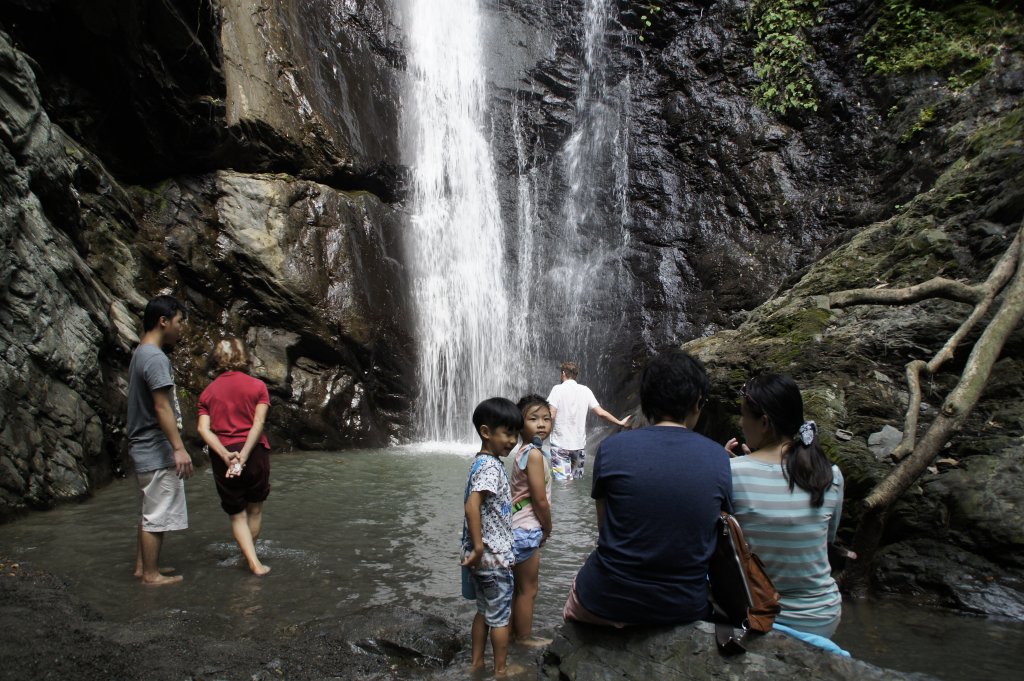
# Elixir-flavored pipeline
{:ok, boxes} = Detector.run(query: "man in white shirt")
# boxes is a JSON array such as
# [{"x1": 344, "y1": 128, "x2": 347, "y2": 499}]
[{"x1": 546, "y1": 361, "x2": 631, "y2": 480}]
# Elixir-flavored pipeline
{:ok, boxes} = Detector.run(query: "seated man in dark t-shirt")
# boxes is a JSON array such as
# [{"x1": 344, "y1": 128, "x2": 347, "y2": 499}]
[{"x1": 563, "y1": 350, "x2": 732, "y2": 626}]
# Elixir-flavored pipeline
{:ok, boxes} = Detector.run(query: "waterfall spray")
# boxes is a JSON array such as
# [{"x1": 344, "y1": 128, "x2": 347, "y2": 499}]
[
  {"x1": 542, "y1": 0, "x2": 632, "y2": 392},
  {"x1": 401, "y1": 0, "x2": 522, "y2": 442}
]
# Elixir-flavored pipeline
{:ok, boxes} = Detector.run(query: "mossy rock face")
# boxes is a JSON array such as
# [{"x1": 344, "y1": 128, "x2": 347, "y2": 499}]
[
  {"x1": 946, "y1": 447, "x2": 1024, "y2": 558},
  {"x1": 684, "y1": 54, "x2": 1024, "y2": 611}
]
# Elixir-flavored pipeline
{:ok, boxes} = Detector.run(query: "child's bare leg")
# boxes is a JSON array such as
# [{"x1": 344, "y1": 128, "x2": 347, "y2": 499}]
[
  {"x1": 139, "y1": 529, "x2": 182, "y2": 585},
  {"x1": 470, "y1": 612, "x2": 488, "y2": 671},
  {"x1": 246, "y1": 502, "x2": 263, "y2": 540},
  {"x1": 512, "y1": 551, "x2": 542, "y2": 641},
  {"x1": 230, "y1": 510, "x2": 270, "y2": 576},
  {"x1": 490, "y1": 624, "x2": 510, "y2": 676}
]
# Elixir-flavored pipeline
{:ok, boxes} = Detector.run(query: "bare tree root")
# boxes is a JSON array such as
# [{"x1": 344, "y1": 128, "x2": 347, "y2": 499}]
[{"x1": 828, "y1": 221, "x2": 1024, "y2": 585}]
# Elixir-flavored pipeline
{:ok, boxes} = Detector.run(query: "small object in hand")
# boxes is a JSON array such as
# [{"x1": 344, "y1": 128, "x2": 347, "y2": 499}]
[{"x1": 230, "y1": 462, "x2": 242, "y2": 475}]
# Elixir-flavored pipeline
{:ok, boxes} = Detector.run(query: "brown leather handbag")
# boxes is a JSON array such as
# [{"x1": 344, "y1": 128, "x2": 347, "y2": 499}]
[{"x1": 708, "y1": 511, "x2": 781, "y2": 654}]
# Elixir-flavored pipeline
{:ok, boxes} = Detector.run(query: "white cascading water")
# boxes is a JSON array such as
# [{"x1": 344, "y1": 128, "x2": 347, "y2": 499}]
[
  {"x1": 541, "y1": 0, "x2": 632, "y2": 388},
  {"x1": 400, "y1": 0, "x2": 526, "y2": 442}
]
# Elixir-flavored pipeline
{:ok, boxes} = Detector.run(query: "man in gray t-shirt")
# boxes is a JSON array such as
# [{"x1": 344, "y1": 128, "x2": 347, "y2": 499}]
[
  {"x1": 127, "y1": 343, "x2": 183, "y2": 472},
  {"x1": 128, "y1": 295, "x2": 194, "y2": 586}
]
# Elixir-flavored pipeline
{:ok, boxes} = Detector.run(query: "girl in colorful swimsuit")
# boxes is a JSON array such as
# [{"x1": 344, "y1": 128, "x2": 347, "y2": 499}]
[{"x1": 508, "y1": 394, "x2": 554, "y2": 646}]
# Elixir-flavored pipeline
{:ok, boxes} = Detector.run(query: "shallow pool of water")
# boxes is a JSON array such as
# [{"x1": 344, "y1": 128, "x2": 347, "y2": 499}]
[{"x1": 1, "y1": 447, "x2": 1021, "y2": 679}]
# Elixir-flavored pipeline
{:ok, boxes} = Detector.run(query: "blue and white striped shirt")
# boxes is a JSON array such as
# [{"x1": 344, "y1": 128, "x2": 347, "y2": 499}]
[{"x1": 730, "y1": 458, "x2": 844, "y2": 635}]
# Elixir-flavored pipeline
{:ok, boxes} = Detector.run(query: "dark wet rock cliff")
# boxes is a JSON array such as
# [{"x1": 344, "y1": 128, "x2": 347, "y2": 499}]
[{"x1": 0, "y1": 0, "x2": 412, "y2": 519}]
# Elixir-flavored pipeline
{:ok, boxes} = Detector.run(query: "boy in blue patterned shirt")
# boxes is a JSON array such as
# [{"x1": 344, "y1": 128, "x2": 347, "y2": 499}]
[{"x1": 461, "y1": 397, "x2": 522, "y2": 676}]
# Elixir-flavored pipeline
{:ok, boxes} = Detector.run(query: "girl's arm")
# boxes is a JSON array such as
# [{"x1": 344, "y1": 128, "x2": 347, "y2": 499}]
[
  {"x1": 462, "y1": 490, "x2": 486, "y2": 567},
  {"x1": 235, "y1": 402, "x2": 269, "y2": 467},
  {"x1": 525, "y1": 448, "x2": 552, "y2": 539},
  {"x1": 828, "y1": 469, "x2": 844, "y2": 543},
  {"x1": 197, "y1": 414, "x2": 235, "y2": 468}
]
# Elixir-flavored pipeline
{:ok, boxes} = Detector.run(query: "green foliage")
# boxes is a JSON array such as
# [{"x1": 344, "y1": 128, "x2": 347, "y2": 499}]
[
  {"x1": 748, "y1": 0, "x2": 824, "y2": 115},
  {"x1": 636, "y1": 2, "x2": 662, "y2": 43},
  {"x1": 860, "y1": 1, "x2": 1024, "y2": 90},
  {"x1": 900, "y1": 105, "x2": 937, "y2": 143}
]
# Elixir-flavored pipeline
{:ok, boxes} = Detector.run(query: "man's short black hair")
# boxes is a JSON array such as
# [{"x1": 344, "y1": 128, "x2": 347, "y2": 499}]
[
  {"x1": 142, "y1": 295, "x2": 185, "y2": 332},
  {"x1": 640, "y1": 350, "x2": 710, "y2": 423},
  {"x1": 472, "y1": 397, "x2": 524, "y2": 435}
]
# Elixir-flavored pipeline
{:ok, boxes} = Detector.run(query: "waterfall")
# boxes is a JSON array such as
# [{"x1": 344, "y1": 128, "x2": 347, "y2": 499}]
[
  {"x1": 398, "y1": 0, "x2": 632, "y2": 440},
  {"x1": 522, "y1": 0, "x2": 632, "y2": 396},
  {"x1": 400, "y1": 0, "x2": 525, "y2": 442}
]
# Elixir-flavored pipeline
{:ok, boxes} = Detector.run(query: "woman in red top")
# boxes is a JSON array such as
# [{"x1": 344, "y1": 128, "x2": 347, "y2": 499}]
[{"x1": 198, "y1": 338, "x2": 272, "y2": 576}]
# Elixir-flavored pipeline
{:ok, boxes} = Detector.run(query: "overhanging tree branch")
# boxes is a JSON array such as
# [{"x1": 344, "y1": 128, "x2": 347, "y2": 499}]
[
  {"x1": 827, "y1": 220, "x2": 1024, "y2": 585},
  {"x1": 830, "y1": 224, "x2": 1023, "y2": 460}
]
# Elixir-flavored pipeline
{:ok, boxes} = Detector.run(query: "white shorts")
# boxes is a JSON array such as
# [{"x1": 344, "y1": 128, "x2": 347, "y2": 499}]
[{"x1": 137, "y1": 467, "x2": 188, "y2": 532}]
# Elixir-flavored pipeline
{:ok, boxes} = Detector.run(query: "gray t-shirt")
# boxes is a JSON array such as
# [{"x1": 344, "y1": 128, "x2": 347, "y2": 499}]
[{"x1": 126, "y1": 343, "x2": 181, "y2": 473}]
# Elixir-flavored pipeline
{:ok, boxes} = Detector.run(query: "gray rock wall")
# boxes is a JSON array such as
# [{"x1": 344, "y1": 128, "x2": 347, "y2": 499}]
[
  {"x1": 482, "y1": 0, "x2": 882, "y2": 401},
  {"x1": 0, "y1": 0, "x2": 413, "y2": 520}
]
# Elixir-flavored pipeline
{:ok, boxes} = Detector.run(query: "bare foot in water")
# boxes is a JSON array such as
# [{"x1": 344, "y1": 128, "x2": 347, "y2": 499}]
[
  {"x1": 134, "y1": 566, "x2": 175, "y2": 578},
  {"x1": 141, "y1": 573, "x2": 184, "y2": 586},
  {"x1": 495, "y1": 662, "x2": 526, "y2": 678},
  {"x1": 251, "y1": 564, "x2": 271, "y2": 576},
  {"x1": 513, "y1": 636, "x2": 552, "y2": 648}
]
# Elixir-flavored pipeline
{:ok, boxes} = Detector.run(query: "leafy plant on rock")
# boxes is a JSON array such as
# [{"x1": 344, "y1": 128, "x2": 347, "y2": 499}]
[
  {"x1": 637, "y1": 2, "x2": 662, "y2": 43},
  {"x1": 747, "y1": 0, "x2": 824, "y2": 115},
  {"x1": 860, "y1": 0, "x2": 1024, "y2": 90}
]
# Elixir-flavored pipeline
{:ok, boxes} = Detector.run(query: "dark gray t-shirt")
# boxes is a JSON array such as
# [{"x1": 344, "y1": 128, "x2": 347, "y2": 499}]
[{"x1": 126, "y1": 343, "x2": 181, "y2": 473}]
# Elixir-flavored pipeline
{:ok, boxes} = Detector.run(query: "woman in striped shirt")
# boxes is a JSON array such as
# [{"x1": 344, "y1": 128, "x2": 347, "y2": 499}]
[{"x1": 725, "y1": 373, "x2": 845, "y2": 638}]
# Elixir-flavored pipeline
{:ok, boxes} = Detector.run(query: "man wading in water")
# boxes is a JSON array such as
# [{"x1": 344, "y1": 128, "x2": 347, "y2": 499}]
[
  {"x1": 546, "y1": 361, "x2": 631, "y2": 480},
  {"x1": 127, "y1": 295, "x2": 194, "y2": 585}
]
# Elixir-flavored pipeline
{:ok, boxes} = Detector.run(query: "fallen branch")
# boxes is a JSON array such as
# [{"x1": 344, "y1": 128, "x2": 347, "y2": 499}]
[
  {"x1": 828, "y1": 278, "x2": 984, "y2": 308},
  {"x1": 835, "y1": 220, "x2": 1024, "y2": 586},
  {"x1": 865, "y1": 231, "x2": 1024, "y2": 510},
  {"x1": 889, "y1": 225, "x2": 1023, "y2": 459}
]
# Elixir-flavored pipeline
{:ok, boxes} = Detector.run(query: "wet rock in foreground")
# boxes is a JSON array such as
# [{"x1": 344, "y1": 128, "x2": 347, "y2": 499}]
[
  {"x1": 0, "y1": 559, "x2": 460, "y2": 681},
  {"x1": 541, "y1": 620, "x2": 937, "y2": 681}
]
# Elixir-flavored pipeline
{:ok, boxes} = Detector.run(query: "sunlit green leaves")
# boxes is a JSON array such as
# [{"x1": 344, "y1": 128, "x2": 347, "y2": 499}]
[
  {"x1": 636, "y1": 2, "x2": 662, "y2": 43},
  {"x1": 748, "y1": 0, "x2": 823, "y2": 114},
  {"x1": 861, "y1": 1, "x2": 1023, "y2": 91}
]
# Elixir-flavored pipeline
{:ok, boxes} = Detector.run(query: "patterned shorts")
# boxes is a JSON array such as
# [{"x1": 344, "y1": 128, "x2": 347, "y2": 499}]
[
  {"x1": 472, "y1": 566, "x2": 514, "y2": 627},
  {"x1": 550, "y1": 446, "x2": 585, "y2": 480}
]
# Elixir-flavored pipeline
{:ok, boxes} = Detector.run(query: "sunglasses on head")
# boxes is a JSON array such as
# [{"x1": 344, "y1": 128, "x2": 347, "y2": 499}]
[{"x1": 738, "y1": 380, "x2": 761, "y2": 411}]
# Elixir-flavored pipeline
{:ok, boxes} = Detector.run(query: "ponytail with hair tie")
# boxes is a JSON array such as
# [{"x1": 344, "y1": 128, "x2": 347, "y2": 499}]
[{"x1": 797, "y1": 420, "x2": 817, "y2": 446}]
